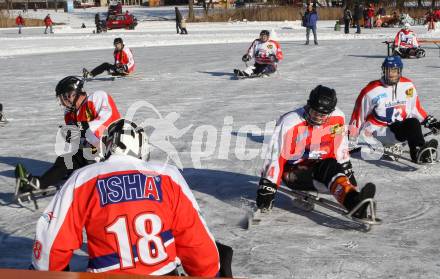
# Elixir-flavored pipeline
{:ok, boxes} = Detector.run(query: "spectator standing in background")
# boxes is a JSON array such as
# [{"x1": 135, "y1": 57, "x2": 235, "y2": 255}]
[
  {"x1": 343, "y1": 7, "x2": 352, "y2": 34},
  {"x1": 44, "y1": 14, "x2": 54, "y2": 34},
  {"x1": 303, "y1": 4, "x2": 318, "y2": 45},
  {"x1": 353, "y1": 4, "x2": 362, "y2": 34},
  {"x1": 16, "y1": 13, "x2": 25, "y2": 34}
]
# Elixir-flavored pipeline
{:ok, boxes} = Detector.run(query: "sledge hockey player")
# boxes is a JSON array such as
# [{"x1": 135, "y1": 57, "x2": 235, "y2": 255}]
[
  {"x1": 83, "y1": 38, "x2": 135, "y2": 78},
  {"x1": 349, "y1": 56, "x2": 439, "y2": 164},
  {"x1": 15, "y1": 76, "x2": 121, "y2": 198},
  {"x1": 30, "y1": 119, "x2": 220, "y2": 276},
  {"x1": 393, "y1": 23, "x2": 425, "y2": 58},
  {"x1": 234, "y1": 30, "x2": 283, "y2": 78},
  {"x1": 256, "y1": 85, "x2": 376, "y2": 220}
]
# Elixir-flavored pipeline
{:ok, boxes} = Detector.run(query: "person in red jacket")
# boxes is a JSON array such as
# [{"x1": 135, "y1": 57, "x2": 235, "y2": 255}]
[
  {"x1": 83, "y1": 37, "x2": 135, "y2": 78},
  {"x1": 15, "y1": 13, "x2": 25, "y2": 34},
  {"x1": 30, "y1": 119, "x2": 220, "y2": 276},
  {"x1": 44, "y1": 14, "x2": 53, "y2": 34},
  {"x1": 367, "y1": 4, "x2": 375, "y2": 29},
  {"x1": 15, "y1": 76, "x2": 121, "y2": 196}
]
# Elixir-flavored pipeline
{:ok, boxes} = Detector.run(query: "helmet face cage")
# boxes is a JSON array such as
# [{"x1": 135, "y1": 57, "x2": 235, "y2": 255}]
[
  {"x1": 101, "y1": 119, "x2": 149, "y2": 161},
  {"x1": 382, "y1": 56, "x2": 403, "y2": 85},
  {"x1": 382, "y1": 66, "x2": 402, "y2": 85},
  {"x1": 304, "y1": 106, "x2": 331, "y2": 126},
  {"x1": 55, "y1": 76, "x2": 84, "y2": 110},
  {"x1": 260, "y1": 30, "x2": 270, "y2": 41},
  {"x1": 304, "y1": 85, "x2": 337, "y2": 126}
]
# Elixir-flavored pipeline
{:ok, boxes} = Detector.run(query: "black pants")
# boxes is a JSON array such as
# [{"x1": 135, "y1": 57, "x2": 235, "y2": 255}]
[
  {"x1": 253, "y1": 63, "x2": 276, "y2": 75},
  {"x1": 354, "y1": 20, "x2": 361, "y2": 33},
  {"x1": 176, "y1": 21, "x2": 181, "y2": 34},
  {"x1": 283, "y1": 158, "x2": 350, "y2": 191},
  {"x1": 39, "y1": 149, "x2": 91, "y2": 189},
  {"x1": 91, "y1": 62, "x2": 117, "y2": 77},
  {"x1": 344, "y1": 19, "x2": 350, "y2": 33},
  {"x1": 389, "y1": 118, "x2": 425, "y2": 150}
]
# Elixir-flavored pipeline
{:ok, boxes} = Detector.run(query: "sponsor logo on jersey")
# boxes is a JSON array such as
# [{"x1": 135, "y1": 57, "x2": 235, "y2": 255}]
[
  {"x1": 385, "y1": 100, "x2": 406, "y2": 108},
  {"x1": 371, "y1": 93, "x2": 387, "y2": 105},
  {"x1": 85, "y1": 106, "x2": 94, "y2": 122},
  {"x1": 97, "y1": 173, "x2": 163, "y2": 207},
  {"x1": 268, "y1": 44, "x2": 273, "y2": 49},
  {"x1": 330, "y1": 123, "x2": 344, "y2": 136},
  {"x1": 33, "y1": 240, "x2": 42, "y2": 260},
  {"x1": 405, "y1": 88, "x2": 414, "y2": 98}
]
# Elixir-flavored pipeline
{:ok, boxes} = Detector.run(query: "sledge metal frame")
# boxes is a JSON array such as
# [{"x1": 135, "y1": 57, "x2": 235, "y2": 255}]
[
  {"x1": 14, "y1": 176, "x2": 58, "y2": 211},
  {"x1": 278, "y1": 185, "x2": 382, "y2": 227},
  {"x1": 350, "y1": 131, "x2": 439, "y2": 164}
]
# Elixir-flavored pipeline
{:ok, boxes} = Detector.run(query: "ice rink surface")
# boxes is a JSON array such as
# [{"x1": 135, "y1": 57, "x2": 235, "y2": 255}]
[{"x1": 1, "y1": 7, "x2": 440, "y2": 278}]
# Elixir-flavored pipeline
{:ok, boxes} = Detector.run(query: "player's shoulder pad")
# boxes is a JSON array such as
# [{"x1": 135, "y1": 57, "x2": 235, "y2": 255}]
[
  {"x1": 332, "y1": 107, "x2": 345, "y2": 118},
  {"x1": 360, "y1": 80, "x2": 383, "y2": 96},
  {"x1": 399, "y1": 76, "x2": 413, "y2": 83},
  {"x1": 268, "y1": 39, "x2": 281, "y2": 46},
  {"x1": 89, "y1": 90, "x2": 108, "y2": 100},
  {"x1": 276, "y1": 107, "x2": 305, "y2": 126}
]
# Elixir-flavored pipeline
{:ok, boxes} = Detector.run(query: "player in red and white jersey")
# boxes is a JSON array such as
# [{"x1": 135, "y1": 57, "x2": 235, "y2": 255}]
[
  {"x1": 349, "y1": 56, "x2": 439, "y2": 163},
  {"x1": 83, "y1": 37, "x2": 135, "y2": 78},
  {"x1": 234, "y1": 30, "x2": 283, "y2": 78},
  {"x1": 15, "y1": 76, "x2": 121, "y2": 195},
  {"x1": 257, "y1": 85, "x2": 375, "y2": 219},
  {"x1": 393, "y1": 23, "x2": 425, "y2": 58},
  {"x1": 31, "y1": 119, "x2": 220, "y2": 276}
]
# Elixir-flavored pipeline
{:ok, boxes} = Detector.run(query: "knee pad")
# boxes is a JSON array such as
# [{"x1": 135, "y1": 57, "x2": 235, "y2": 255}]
[
  {"x1": 312, "y1": 158, "x2": 344, "y2": 186},
  {"x1": 282, "y1": 164, "x2": 314, "y2": 190},
  {"x1": 403, "y1": 118, "x2": 422, "y2": 130}
]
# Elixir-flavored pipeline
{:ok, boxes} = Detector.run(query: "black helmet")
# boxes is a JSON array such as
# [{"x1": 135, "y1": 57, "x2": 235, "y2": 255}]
[
  {"x1": 114, "y1": 37, "x2": 123, "y2": 45},
  {"x1": 307, "y1": 85, "x2": 337, "y2": 114},
  {"x1": 260, "y1": 30, "x2": 270, "y2": 36},
  {"x1": 55, "y1": 76, "x2": 84, "y2": 97}
]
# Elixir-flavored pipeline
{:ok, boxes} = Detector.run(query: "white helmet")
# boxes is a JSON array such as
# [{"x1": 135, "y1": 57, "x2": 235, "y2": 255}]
[
  {"x1": 404, "y1": 23, "x2": 411, "y2": 29},
  {"x1": 100, "y1": 119, "x2": 149, "y2": 161}
]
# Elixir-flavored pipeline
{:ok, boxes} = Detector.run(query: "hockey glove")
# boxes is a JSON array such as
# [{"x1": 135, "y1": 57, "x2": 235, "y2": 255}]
[
  {"x1": 242, "y1": 54, "x2": 251, "y2": 62},
  {"x1": 422, "y1": 115, "x2": 440, "y2": 134},
  {"x1": 269, "y1": 54, "x2": 279, "y2": 63},
  {"x1": 256, "y1": 178, "x2": 277, "y2": 210}
]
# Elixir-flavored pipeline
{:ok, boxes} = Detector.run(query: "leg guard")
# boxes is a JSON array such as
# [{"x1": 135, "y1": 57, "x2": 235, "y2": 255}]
[
  {"x1": 329, "y1": 176, "x2": 358, "y2": 209},
  {"x1": 312, "y1": 158, "x2": 345, "y2": 187},
  {"x1": 389, "y1": 118, "x2": 425, "y2": 150},
  {"x1": 91, "y1": 62, "x2": 114, "y2": 77}
]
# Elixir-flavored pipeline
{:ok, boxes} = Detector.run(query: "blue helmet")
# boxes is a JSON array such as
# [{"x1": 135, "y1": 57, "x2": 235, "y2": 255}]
[
  {"x1": 382, "y1": 56, "x2": 403, "y2": 85},
  {"x1": 382, "y1": 55, "x2": 403, "y2": 69}
]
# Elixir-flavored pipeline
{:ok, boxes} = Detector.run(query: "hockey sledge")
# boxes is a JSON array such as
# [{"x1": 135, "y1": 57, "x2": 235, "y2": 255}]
[
  {"x1": 14, "y1": 186, "x2": 58, "y2": 211},
  {"x1": 14, "y1": 163, "x2": 59, "y2": 210},
  {"x1": 233, "y1": 69, "x2": 271, "y2": 79},
  {"x1": 277, "y1": 185, "x2": 382, "y2": 230},
  {"x1": 351, "y1": 131, "x2": 439, "y2": 165}
]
